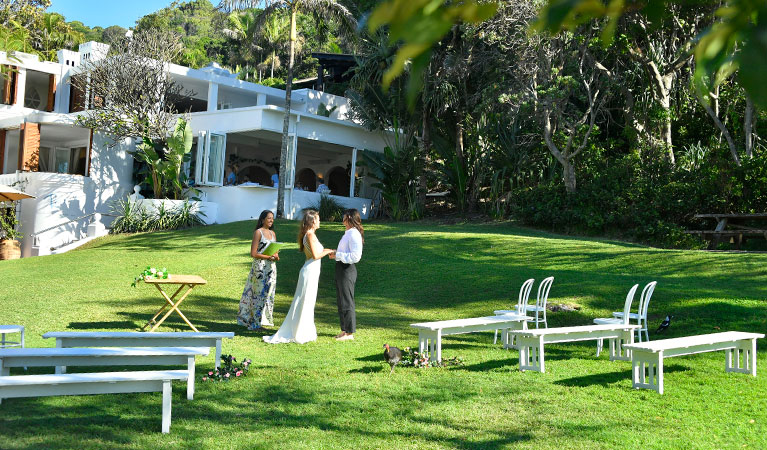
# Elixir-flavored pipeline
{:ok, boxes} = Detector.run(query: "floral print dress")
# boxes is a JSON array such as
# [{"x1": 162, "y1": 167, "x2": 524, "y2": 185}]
[{"x1": 237, "y1": 231, "x2": 277, "y2": 330}]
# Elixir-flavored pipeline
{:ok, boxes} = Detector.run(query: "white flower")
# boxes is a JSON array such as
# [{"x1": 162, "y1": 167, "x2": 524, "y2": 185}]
[
  {"x1": 150, "y1": 268, "x2": 157, "y2": 274},
  {"x1": 157, "y1": 271, "x2": 164, "y2": 278}
]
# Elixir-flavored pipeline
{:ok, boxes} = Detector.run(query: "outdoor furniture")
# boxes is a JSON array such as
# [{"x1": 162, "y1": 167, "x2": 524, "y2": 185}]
[
  {"x1": 0, "y1": 325, "x2": 24, "y2": 349},
  {"x1": 42, "y1": 331, "x2": 234, "y2": 369},
  {"x1": 497, "y1": 277, "x2": 554, "y2": 329},
  {"x1": 623, "y1": 331, "x2": 764, "y2": 394},
  {"x1": 686, "y1": 213, "x2": 767, "y2": 249},
  {"x1": 411, "y1": 315, "x2": 530, "y2": 363},
  {"x1": 0, "y1": 346, "x2": 209, "y2": 400},
  {"x1": 141, "y1": 275, "x2": 207, "y2": 332},
  {"x1": 0, "y1": 370, "x2": 188, "y2": 433},
  {"x1": 509, "y1": 324, "x2": 640, "y2": 373},
  {"x1": 612, "y1": 281, "x2": 657, "y2": 342},
  {"x1": 493, "y1": 278, "x2": 535, "y2": 345},
  {"x1": 594, "y1": 284, "x2": 639, "y2": 356}
]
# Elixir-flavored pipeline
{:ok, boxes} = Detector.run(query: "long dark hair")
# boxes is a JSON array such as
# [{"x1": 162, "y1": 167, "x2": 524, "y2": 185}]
[
  {"x1": 256, "y1": 210, "x2": 274, "y2": 230},
  {"x1": 343, "y1": 209, "x2": 364, "y2": 243},
  {"x1": 298, "y1": 210, "x2": 319, "y2": 252}
]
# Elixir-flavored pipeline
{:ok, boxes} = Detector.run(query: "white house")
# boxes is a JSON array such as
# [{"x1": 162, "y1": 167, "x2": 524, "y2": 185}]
[{"x1": 0, "y1": 42, "x2": 390, "y2": 258}]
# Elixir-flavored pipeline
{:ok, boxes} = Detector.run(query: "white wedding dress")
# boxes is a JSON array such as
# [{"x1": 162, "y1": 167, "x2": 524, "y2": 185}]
[{"x1": 263, "y1": 235, "x2": 322, "y2": 344}]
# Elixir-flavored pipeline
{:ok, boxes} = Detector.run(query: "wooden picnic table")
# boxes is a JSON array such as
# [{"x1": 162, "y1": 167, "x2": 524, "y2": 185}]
[
  {"x1": 141, "y1": 275, "x2": 207, "y2": 332},
  {"x1": 687, "y1": 213, "x2": 767, "y2": 249}
]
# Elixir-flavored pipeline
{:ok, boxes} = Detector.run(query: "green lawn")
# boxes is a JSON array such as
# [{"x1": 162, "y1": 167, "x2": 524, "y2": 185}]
[{"x1": 1, "y1": 220, "x2": 766, "y2": 449}]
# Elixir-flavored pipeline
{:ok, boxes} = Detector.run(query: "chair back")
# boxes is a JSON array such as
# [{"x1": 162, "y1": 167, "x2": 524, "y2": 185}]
[
  {"x1": 638, "y1": 281, "x2": 657, "y2": 319},
  {"x1": 621, "y1": 284, "x2": 640, "y2": 325},
  {"x1": 517, "y1": 278, "x2": 535, "y2": 315},
  {"x1": 536, "y1": 276, "x2": 554, "y2": 309}
]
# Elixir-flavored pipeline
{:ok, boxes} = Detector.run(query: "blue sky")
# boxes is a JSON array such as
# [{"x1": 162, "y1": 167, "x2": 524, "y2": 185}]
[{"x1": 49, "y1": 0, "x2": 177, "y2": 29}]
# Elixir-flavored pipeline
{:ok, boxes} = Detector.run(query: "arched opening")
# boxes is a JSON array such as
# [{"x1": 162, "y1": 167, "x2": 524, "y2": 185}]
[
  {"x1": 296, "y1": 168, "x2": 317, "y2": 191},
  {"x1": 239, "y1": 165, "x2": 271, "y2": 185},
  {"x1": 327, "y1": 166, "x2": 350, "y2": 197}
]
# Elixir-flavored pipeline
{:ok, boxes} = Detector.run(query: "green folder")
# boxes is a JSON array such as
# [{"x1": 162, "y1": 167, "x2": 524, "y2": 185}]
[{"x1": 262, "y1": 242, "x2": 287, "y2": 256}]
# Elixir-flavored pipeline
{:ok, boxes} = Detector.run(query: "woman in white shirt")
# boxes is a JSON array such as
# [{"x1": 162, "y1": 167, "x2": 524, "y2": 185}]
[{"x1": 330, "y1": 209, "x2": 364, "y2": 341}]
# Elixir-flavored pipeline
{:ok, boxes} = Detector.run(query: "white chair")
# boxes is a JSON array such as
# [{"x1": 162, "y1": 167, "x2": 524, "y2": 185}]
[
  {"x1": 525, "y1": 277, "x2": 554, "y2": 328},
  {"x1": 612, "y1": 281, "x2": 656, "y2": 342},
  {"x1": 595, "y1": 284, "x2": 639, "y2": 356},
  {"x1": 0, "y1": 325, "x2": 24, "y2": 349},
  {"x1": 493, "y1": 278, "x2": 535, "y2": 344}
]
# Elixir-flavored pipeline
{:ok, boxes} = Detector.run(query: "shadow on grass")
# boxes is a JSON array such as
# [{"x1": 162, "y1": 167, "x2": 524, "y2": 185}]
[{"x1": 554, "y1": 363, "x2": 690, "y2": 388}]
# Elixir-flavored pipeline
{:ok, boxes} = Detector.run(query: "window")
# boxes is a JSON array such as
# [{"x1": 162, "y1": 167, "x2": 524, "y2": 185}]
[
  {"x1": 37, "y1": 146, "x2": 87, "y2": 175},
  {"x1": 194, "y1": 131, "x2": 227, "y2": 186}
]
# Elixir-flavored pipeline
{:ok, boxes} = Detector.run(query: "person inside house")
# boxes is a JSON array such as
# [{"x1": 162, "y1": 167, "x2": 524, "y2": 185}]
[
  {"x1": 225, "y1": 165, "x2": 237, "y2": 185},
  {"x1": 271, "y1": 172, "x2": 279, "y2": 187},
  {"x1": 316, "y1": 177, "x2": 330, "y2": 194}
]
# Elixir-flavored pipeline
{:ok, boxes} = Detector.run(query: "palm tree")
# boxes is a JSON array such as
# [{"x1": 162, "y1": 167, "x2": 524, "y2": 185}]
[{"x1": 218, "y1": 0, "x2": 357, "y2": 218}]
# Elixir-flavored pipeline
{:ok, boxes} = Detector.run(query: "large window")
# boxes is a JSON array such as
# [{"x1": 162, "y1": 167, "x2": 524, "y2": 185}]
[
  {"x1": 194, "y1": 131, "x2": 227, "y2": 186},
  {"x1": 38, "y1": 146, "x2": 87, "y2": 175}
]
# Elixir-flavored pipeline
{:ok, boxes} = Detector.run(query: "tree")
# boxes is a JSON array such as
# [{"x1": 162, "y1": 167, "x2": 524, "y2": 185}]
[
  {"x1": 218, "y1": 0, "x2": 357, "y2": 218},
  {"x1": 71, "y1": 30, "x2": 190, "y2": 198}
]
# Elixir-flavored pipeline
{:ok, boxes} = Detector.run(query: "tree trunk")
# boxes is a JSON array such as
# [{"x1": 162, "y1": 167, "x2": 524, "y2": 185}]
[
  {"x1": 563, "y1": 159, "x2": 576, "y2": 193},
  {"x1": 271, "y1": 50, "x2": 275, "y2": 79},
  {"x1": 276, "y1": 9, "x2": 296, "y2": 218},
  {"x1": 745, "y1": 96, "x2": 754, "y2": 158},
  {"x1": 659, "y1": 74, "x2": 675, "y2": 164},
  {"x1": 418, "y1": 106, "x2": 430, "y2": 209},
  {"x1": 701, "y1": 95, "x2": 741, "y2": 167}
]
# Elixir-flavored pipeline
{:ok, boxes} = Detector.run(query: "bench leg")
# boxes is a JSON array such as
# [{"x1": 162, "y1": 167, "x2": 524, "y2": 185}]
[
  {"x1": 162, "y1": 380, "x2": 172, "y2": 434},
  {"x1": 518, "y1": 336, "x2": 544, "y2": 373},
  {"x1": 726, "y1": 339, "x2": 758, "y2": 375},
  {"x1": 55, "y1": 339, "x2": 66, "y2": 375},
  {"x1": 215, "y1": 340, "x2": 222, "y2": 369},
  {"x1": 632, "y1": 350, "x2": 663, "y2": 394},
  {"x1": 187, "y1": 357, "x2": 195, "y2": 400},
  {"x1": 609, "y1": 330, "x2": 633, "y2": 362},
  {"x1": 434, "y1": 330, "x2": 442, "y2": 363}
]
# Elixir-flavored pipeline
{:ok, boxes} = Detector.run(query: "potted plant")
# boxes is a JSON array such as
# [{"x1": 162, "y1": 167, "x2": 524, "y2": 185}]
[{"x1": 0, "y1": 202, "x2": 21, "y2": 260}]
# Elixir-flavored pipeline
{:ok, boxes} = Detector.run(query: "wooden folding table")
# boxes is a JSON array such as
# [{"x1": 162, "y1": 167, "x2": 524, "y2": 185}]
[{"x1": 141, "y1": 275, "x2": 207, "y2": 332}]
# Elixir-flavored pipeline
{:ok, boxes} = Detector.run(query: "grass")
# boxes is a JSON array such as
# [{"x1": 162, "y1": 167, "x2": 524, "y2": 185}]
[{"x1": 1, "y1": 219, "x2": 766, "y2": 449}]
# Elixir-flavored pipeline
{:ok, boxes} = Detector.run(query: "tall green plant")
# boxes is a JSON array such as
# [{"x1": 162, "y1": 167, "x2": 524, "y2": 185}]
[
  {"x1": 130, "y1": 118, "x2": 194, "y2": 199},
  {"x1": 360, "y1": 141, "x2": 421, "y2": 221}
]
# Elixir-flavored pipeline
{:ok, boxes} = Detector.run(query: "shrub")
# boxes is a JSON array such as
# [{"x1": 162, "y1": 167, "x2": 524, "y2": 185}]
[
  {"x1": 110, "y1": 199, "x2": 205, "y2": 234},
  {"x1": 309, "y1": 194, "x2": 345, "y2": 222}
]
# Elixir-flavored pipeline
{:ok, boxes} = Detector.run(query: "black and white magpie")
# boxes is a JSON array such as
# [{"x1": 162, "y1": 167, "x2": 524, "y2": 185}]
[{"x1": 656, "y1": 315, "x2": 673, "y2": 333}]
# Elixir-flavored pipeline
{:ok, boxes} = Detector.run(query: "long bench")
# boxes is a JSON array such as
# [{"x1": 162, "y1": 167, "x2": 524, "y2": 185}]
[
  {"x1": 42, "y1": 331, "x2": 234, "y2": 369},
  {"x1": 411, "y1": 315, "x2": 529, "y2": 362},
  {"x1": 0, "y1": 346, "x2": 209, "y2": 400},
  {"x1": 623, "y1": 331, "x2": 765, "y2": 394},
  {"x1": 509, "y1": 324, "x2": 640, "y2": 373},
  {"x1": 0, "y1": 370, "x2": 188, "y2": 433}
]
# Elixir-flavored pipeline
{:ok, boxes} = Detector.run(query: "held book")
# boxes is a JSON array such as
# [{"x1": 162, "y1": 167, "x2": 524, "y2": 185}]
[{"x1": 261, "y1": 242, "x2": 287, "y2": 256}]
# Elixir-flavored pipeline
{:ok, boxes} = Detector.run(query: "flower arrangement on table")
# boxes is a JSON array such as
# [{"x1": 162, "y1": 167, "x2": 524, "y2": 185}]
[
  {"x1": 131, "y1": 266, "x2": 170, "y2": 287},
  {"x1": 400, "y1": 347, "x2": 463, "y2": 368},
  {"x1": 202, "y1": 354, "x2": 252, "y2": 382}
]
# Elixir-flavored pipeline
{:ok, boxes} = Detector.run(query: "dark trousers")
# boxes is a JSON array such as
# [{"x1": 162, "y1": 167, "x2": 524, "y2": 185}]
[{"x1": 335, "y1": 261, "x2": 357, "y2": 333}]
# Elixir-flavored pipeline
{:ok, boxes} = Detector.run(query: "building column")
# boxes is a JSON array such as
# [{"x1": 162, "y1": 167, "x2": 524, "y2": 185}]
[
  {"x1": 207, "y1": 82, "x2": 218, "y2": 112},
  {"x1": 14, "y1": 67, "x2": 27, "y2": 107},
  {"x1": 0, "y1": 129, "x2": 5, "y2": 173},
  {"x1": 256, "y1": 93, "x2": 266, "y2": 106},
  {"x1": 18, "y1": 122, "x2": 40, "y2": 171},
  {"x1": 46, "y1": 74, "x2": 56, "y2": 112},
  {"x1": 349, "y1": 147, "x2": 357, "y2": 198}
]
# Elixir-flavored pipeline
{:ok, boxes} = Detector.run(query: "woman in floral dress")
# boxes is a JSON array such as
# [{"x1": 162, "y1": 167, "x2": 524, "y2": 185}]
[{"x1": 237, "y1": 210, "x2": 279, "y2": 330}]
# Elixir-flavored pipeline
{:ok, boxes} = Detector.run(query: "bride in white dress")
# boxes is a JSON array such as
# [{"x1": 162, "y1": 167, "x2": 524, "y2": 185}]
[{"x1": 264, "y1": 210, "x2": 333, "y2": 344}]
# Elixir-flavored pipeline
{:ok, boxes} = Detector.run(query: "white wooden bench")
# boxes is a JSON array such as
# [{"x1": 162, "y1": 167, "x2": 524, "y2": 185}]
[
  {"x1": 0, "y1": 370, "x2": 188, "y2": 433},
  {"x1": 509, "y1": 324, "x2": 640, "y2": 373},
  {"x1": 42, "y1": 331, "x2": 234, "y2": 369},
  {"x1": 0, "y1": 347, "x2": 209, "y2": 400},
  {"x1": 411, "y1": 315, "x2": 529, "y2": 362},
  {"x1": 623, "y1": 331, "x2": 765, "y2": 394}
]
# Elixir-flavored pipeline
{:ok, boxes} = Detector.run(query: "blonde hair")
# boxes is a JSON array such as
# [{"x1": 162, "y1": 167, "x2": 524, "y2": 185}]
[{"x1": 298, "y1": 210, "x2": 319, "y2": 252}]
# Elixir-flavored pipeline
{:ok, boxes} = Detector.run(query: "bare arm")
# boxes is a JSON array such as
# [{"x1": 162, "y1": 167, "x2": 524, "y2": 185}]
[{"x1": 306, "y1": 231, "x2": 333, "y2": 260}]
